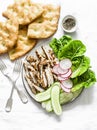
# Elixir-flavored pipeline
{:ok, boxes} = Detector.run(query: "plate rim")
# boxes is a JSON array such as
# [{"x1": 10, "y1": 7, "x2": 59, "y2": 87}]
[{"x1": 21, "y1": 43, "x2": 84, "y2": 104}]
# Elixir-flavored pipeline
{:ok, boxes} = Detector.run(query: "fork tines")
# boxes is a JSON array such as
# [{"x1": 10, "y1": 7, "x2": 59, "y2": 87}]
[
  {"x1": 13, "y1": 59, "x2": 22, "y2": 72},
  {"x1": 0, "y1": 59, "x2": 7, "y2": 70}
]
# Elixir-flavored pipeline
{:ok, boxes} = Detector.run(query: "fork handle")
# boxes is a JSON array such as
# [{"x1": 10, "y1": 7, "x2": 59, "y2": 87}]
[
  {"x1": 5, "y1": 85, "x2": 14, "y2": 112},
  {"x1": 16, "y1": 88, "x2": 28, "y2": 103},
  {"x1": 5, "y1": 98, "x2": 13, "y2": 112},
  {"x1": 6, "y1": 75, "x2": 28, "y2": 104}
]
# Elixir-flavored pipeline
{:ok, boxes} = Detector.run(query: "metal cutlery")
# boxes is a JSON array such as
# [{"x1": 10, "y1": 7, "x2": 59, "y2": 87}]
[{"x1": 0, "y1": 59, "x2": 28, "y2": 112}]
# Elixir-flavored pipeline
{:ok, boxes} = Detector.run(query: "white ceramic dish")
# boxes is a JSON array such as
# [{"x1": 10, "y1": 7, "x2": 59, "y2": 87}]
[
  {"x1": 22, "y1": 41, "x2": 83, "y2": 104},
  {"x1": 62, "y1": 15, "x2": 77, "y2": 33}
]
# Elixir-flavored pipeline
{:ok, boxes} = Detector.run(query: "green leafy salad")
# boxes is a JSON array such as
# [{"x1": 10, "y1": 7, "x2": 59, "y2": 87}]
[
  {"x1": 35, "y1": 35, "x2": 96, "y2": 116},
  {"x1": 50, "y1": 35, "x2": 96, "y2": 92}
]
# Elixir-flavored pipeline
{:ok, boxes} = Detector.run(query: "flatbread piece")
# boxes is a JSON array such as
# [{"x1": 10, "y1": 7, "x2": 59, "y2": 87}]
[
  {"x1": 8, "y1": 26, "x2": 37, "y2": 60},
  {"x1": 2, "y1": 0, "x2": 44, "y2": 25},
  {"x1": 28, "y1": 4, "x2": 60, "y2": 39},
  {"x1": 0, "y1": 19, "x2": 18, "y2": 54}
]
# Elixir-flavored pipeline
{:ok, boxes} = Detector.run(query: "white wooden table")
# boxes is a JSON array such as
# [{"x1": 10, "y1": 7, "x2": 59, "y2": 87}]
[{"x1": 0, "y1": 0, "x2": 97, "y2": 130}]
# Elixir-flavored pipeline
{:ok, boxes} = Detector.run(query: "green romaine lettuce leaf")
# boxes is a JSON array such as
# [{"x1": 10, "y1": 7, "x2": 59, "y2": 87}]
[
  {"x1": 50, "y1": 35, "x2": 96, "y2": 92},
  {"x1": 58, "y1": 40, "x2": 86, "y2": 60},
  {"x1": 49, "y1": 35, "x2": 72, "y2": 57},
  {"x1": 58, "y1": 35, "x2": 72, "y2": 45},
  {"x1": 49, "y1": 38, "x2": 59, "y2": 56},
  {"x1": 71, "y1": 56, "x2": 90, "y2": 78},
  {"x1": 71, "y1": 69, "x2": 96, "y2": 92}
]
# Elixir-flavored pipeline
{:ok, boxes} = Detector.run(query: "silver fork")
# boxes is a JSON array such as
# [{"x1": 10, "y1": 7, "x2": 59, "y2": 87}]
[{"x1": 0, "y1": 59, "x2": 28, "y2": 112}]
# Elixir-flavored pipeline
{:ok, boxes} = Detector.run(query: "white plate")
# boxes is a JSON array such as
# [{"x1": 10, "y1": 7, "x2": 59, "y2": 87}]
[{"x1": 22, "y1": 39, "x2": 84, "y2": 103}]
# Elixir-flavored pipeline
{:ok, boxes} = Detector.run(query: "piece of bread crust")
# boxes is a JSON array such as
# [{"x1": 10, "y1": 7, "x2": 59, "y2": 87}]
[
  {"x1": 28, "y1": 4, "x2": 60, "y2": 39},
  {"x1": 0, "y1": 19, "x2": 19, "y2": 54},
  {"x1": 2, "y1": 0, "x2": 44, "y2": 25},
  {"x1": 8, "y1": 26, "x2": 37, "y2": 60}
]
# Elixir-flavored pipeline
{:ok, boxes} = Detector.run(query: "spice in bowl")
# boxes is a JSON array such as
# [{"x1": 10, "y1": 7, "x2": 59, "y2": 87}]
[{"x1": 62, "y1": 15, "x2": 77, "y2": 33}]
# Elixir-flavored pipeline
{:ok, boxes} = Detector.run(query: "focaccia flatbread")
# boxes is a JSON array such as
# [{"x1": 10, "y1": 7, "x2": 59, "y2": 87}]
[
  {"x1": 2, "y1": 0, "x2": 44, "y2": 25},
  {"x1": 8, "y1": 26, "x2": 37, "y2": 60},
  {"x1": 28, "y1": 4, "x2": 60, "y2": 39},
  {"x1": 0, "y1": 20, "x2": 18, "y2": 54}
]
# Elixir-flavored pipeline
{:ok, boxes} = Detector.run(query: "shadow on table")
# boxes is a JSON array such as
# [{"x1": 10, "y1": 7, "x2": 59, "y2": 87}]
[
  {"x1": 27, "y1": 90, "x2": 63, "y2": 121},
  {"x1": 62, "y1": 86, "x2": 94, "y2": 111},
  {"x1": 63, "y1": 31, "x2": 78, "y2": 39}
]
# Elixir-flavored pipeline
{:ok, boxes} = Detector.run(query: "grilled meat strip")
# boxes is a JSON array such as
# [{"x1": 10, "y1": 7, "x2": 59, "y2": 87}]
[{"x1": 24, "y1": 46, "x2": 59, "y2": 94}]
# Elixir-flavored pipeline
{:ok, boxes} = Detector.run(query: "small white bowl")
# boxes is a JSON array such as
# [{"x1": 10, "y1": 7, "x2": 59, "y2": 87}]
[{"x1": 62, "y1": 15, "x2": 77, "y2": 33}]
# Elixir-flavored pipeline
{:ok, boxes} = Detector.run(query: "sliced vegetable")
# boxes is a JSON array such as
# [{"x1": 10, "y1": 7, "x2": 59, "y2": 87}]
[
  {"x1": 58, "y1": 75, "x2": 68, "y2": 81},
  {"x1": 42, "y1": 101, "x2": 48, "y2": 109},
  {"x1": 60, "y1": 69, "x2": 72, "y2": 78},
  {"x1": 52, "y1": 64, "x2": 59, "y2": 75},
  {"x1": 41, "y1": 100, "x2": 53, "y2": 112},
  {"x1": 51, "y1": 85, "x2": 62, "y2": 115},
  {"x1": 60, "y1": 58, "x2": 72, "y2": 70},
  {"x1": 35, "y1": 82, "x2": 60, "y2": 102},
  {"x1": 60, "y1": 91, "x2": 73, "y2": 104},
  {"x1": 35, "y1": 87, "x2": 52, "y2": 102},
  {"x1": 60, "y1": 87, "x2": 83, "y2": 104},
  {"x1": 61, "y1": 79, "x2": 73, "y2": 89},
  {"x1": 45, "y1": 100, "x2": 53, "y2": 112},
  {"x1": 60, "y1": 84, "x2": 71, "y2": 93},
  {"x1": 57, "y1": 67, "x2": 69, "y2": 75}
]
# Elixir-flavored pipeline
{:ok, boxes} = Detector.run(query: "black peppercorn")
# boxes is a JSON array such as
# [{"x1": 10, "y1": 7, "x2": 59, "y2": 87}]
[{"x1": 63, "y1": 18, "x2": 76, "y2": 30}]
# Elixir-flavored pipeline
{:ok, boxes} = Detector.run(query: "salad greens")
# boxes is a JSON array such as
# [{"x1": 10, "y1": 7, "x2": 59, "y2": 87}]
[
  {"x1": 39, "y1": 83, "x2": 83, "y2": 113},
  {"x1": 50, "y1": 35, "x2": 72, "y2": 57},
  {"x1": 71, "y1": 56, "x2": 90, "y2": 78},
  {"x1": 71, "y1": 69, "x2": 96, "y2": 92},
  {"x1": 50, "y1": 35, "x2": 86, "y2": 60},
  {"x1": 58, "y1": 40, "x2": 86, "y2": 60},
  {"x1": 41, "y1": 87, "x2": 83, "y2": 113},
  {"x1": 50, "y1": 35, "x2": 96, "y2": 91},
  {"x1": 35, "y1": 35, "x2": 96, "y2": 116}
]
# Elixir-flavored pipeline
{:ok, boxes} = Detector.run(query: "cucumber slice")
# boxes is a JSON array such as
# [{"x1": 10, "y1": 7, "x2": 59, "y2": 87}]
[
  {"x1": 51, "y1": 85, "x2": 62, "y2": 115},
  {"x1": 42, "y1": 100, "x2": 53, "y2": 112},
  {"x1": 45, "y1": 100, "x2": 53, "y2": 112},
  {"x1": 60, "y1": 87, "x2": 83, "y2": 105},
  {"x1": 35, "y1": 87, "x2": 52, "y2": 102},
  {"x1": 60, "y1": 92, "x2": 73, "y2": 104},
  {"x1": 42, "y1": 101, "x2": 47, "y2": 109},
  {"x1": 35, "y1": 82, "x2": 60, "y2": 102}
]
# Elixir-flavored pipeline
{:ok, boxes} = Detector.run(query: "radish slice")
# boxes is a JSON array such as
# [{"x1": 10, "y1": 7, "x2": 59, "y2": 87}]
[
  {"x1": 58, "y1": 75, "x2": 68, "y2": 81},
  {"x1": 60, "y1": 69, "x2": 72, "y2": 78},
  {"x1": 61, "y1": 79, "x2": 73, "y2": 89},
  {"x1": 60, "y1": 84, "x2": 71, "y2": 93},
  {"x1": 60, "y1": 58, "x2": 72, "y2": 70},
  {"x1": 52, "y1": 64, "x2": 59, "y2": 74},
  {"x1": 57, "y1": 66, "x2": 69, "y2": 75}
]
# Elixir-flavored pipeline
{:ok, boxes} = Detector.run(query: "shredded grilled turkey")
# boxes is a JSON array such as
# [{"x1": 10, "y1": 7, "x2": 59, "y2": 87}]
[{"x1": 23, "y1": 46, "x2": 59, "y2": 94}]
